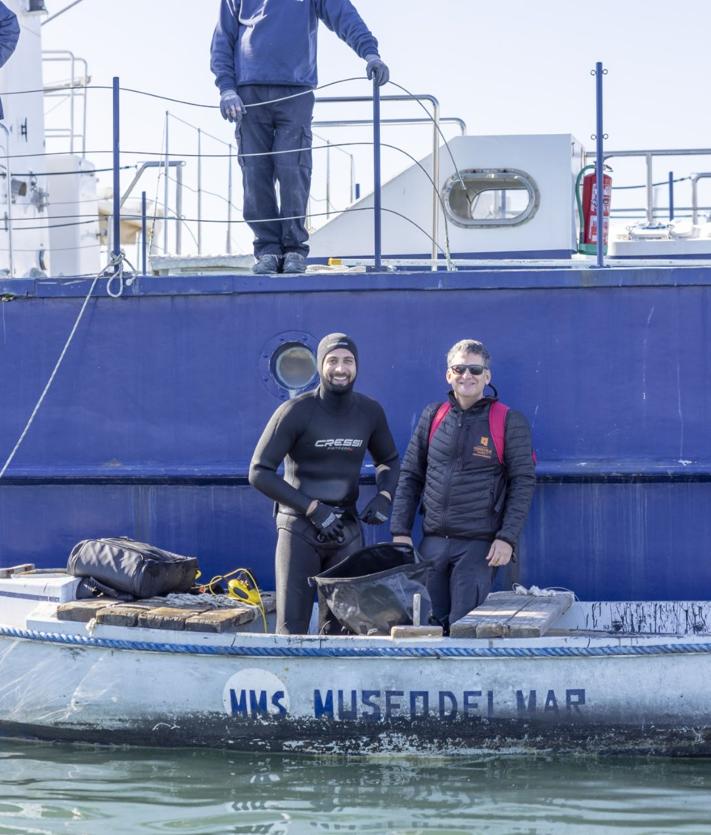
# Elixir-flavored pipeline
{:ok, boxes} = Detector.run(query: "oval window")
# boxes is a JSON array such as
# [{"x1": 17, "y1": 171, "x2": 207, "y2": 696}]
[
  {"x1": 442, "y1": 168, "x2": 540, "y2": 228},
  {"x1": 272, "y1": 343, "x2": 317, "y2": 392}
]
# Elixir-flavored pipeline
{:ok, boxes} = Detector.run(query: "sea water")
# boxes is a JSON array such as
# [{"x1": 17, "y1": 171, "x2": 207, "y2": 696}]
[{"x1": 0, "y1": 742, "x2": 709, "y2": 834}]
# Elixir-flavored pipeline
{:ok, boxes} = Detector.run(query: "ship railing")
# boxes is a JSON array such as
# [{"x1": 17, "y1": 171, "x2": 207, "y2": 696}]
[
  {"x1": 42, "y1": 50, "x2": 90, "y2": 158},
  {"x1": 121, "y1": 88, "x2": 464, "y2": 272},
  {"x1": 586, "y1": 147, "x2": 711, "y2": 226}
]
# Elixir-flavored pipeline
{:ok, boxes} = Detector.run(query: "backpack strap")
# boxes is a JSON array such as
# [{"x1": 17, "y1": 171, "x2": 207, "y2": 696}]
[
  {"x1": 488, "y1": 400, "x2": 510, "y2": 465},
  {"x1": 428, "y1": 400, "x2": 522, "y2": 468},
  {"x1": 427, "y1": 402, "x2": 451, "y2": 445}
]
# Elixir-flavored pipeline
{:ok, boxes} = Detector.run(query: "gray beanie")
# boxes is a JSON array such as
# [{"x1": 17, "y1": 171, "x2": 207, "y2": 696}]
[{"x1": 316, "y1": 333, "x2": 359, "y2": 370}]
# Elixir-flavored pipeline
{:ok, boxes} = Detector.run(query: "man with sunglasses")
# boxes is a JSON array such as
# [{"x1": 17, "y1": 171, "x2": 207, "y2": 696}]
[{"x1": 390, "y1": 339, "x2": 536, "y2": 633}]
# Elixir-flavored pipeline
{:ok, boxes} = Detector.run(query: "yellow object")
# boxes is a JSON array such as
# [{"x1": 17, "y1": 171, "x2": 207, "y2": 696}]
[
  {"x1": 327, "y1": 257, "x2": 343, "y2": 266},
  {"x1": 194, "y1": 567, "x2": 268, "y2": 631}
]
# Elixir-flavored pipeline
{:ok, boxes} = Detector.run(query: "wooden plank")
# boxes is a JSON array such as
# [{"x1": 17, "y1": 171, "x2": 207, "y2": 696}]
[
  {"x1": 450, "y1": 591, "x2": 575, "y2": 639},
  {"x1": 259, "y1": 592, "x2": 276, "y2": 614},
  {"x1": 184, "y1": 606, "x2": 257, "y2": 633},
  {"x1": 0, "y1": 563, "x2": 36, "y2": 578},
  {"x1": 137, "y1": 606, "x2": 208, "y2": 631},
  {"x1": 390, "y1": 625, "x2": 443, "y2": 639},
  {"x1": 503, "y1": 592, "x2": 575, "y2": 637},
  {"x1": 57, "y1": 600, "x2": 118, "y2": 622},
  {"x1": 94, "y1": 603, "x2": 163, "y2": 627},
  {"x1": 450, "y1": 592, "x2": 535, "y2": 638}
]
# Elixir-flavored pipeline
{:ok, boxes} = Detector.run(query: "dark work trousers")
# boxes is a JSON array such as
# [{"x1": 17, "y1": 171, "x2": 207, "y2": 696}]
[
  {"x1": 419, "y1": 536, "x2": 494, "y2": 631},
  {"x1": 236, "y1": 85, "x2": 314, "y2": 258},
  {"x1": 275, "y1": 512, "x2": 363, "y2": 635}
]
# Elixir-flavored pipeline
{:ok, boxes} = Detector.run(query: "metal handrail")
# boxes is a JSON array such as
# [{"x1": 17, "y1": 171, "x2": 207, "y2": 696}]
[
  {"x1": 165, "y1": 112, "x2": 236, "y2": 256},
  {"x1": 690, "y1": 173, "x2": 711, "y2": 225},
  {"x1": 311, "y1": 116, "x2": 466, "y2": 217},
  {"x1": 312, "y1": 116, "x2": 466, "y2": 133},
  {"x1": 585, "y1": 147, "x2": 711, "y2": 226},
  {"x1": 42, "y1": 51, "x2": 90, "y2": 157},
  {"x1": 315, "y1": 93, "x2": 443, "y2": 271}
]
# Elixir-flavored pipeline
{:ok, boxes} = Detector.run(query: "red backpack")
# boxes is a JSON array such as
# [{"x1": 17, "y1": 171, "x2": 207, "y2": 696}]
[{"x1": 427, "y1": 400, "x2": 534, "y2": 465}]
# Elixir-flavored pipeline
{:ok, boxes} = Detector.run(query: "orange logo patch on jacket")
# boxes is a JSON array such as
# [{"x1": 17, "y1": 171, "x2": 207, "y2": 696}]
[{"x1": 473, "y1": 437, "x2": 493, "y2": 459}]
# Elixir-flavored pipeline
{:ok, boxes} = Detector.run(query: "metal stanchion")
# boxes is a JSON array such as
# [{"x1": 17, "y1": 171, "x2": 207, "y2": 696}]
[
  {"x1": 112, "y1": 76, "x2": 121, "y2": 271},
  {"x1": 141, "y1": 190, "x2": 147, "y2": 276},
  {"x1": 593, "y1": 62, "x2": 607, "y2": 268},
  {"x1": 372, "y1": 80, "x2": 382, "y2": 271}
]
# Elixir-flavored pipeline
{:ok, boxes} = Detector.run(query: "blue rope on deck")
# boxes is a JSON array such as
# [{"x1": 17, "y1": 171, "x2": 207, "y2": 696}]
[{"x1": 1, "y1": 625, "x2": 711, "y2": 659}]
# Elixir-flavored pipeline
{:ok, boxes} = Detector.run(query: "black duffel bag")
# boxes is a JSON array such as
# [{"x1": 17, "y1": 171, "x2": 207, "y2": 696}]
[
  {"x1": 67, "y1": 537, "x2": 199, "y2": 599},
  {"x1": 309, "y1": 542, "x2": 432, "y2": 636}
]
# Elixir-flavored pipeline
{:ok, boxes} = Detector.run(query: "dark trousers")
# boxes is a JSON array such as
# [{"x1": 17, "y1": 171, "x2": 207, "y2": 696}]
[
  {"x1": 275, "y1": 512, "x2": 363, "y2": 635},
  {"x1": 419, "y1": 536, "x2": 494, "y2": 631},
  {"x1": 237, "y1": 85, "x2": 314, "y2": 258}
]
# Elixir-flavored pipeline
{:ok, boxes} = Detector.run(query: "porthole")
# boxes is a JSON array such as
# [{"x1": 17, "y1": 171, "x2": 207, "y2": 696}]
[
  {"x1": 259, "y1": 332, "x2": 319, "y2": 400},
  {"x1": 273, "y1": 343, "x2": 317, "y2": 391},
  {"x1": 442, "y1": 168, "x2": 540, "y2": 228}
]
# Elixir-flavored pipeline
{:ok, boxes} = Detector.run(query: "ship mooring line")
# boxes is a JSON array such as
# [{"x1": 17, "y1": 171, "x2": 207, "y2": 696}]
[{"x1": 0, "y1": 252, "x2": 134, "y2": 480}]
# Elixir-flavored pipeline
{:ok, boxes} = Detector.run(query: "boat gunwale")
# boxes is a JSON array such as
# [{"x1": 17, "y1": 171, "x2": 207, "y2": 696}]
[{"x1": 5, "y1": 264, "x2": 711, "y2": 299}]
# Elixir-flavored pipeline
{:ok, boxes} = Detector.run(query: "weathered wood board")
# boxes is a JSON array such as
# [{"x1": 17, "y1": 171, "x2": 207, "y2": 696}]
[
  {"x1": 137, "y1": 606, "x2": 209, "y2": 631},
  {"x1": 184, "y1": 607, "x2": 259, "y2": 632},
  {"x1": 58, "y1": 594, "x2": 276, "y2": 633},
  {"x1": 451, "y1": 591, "x2": 575, "y2": 638},
  {"x1": 57, "y1": 599, "x2": 118, "y2": 622},
  {"x1": 390, "y1": 625, "x2": 444, "y2": 639},
  {"x1": 0, "y1": 564, "x2": 35, "y2": 578}
]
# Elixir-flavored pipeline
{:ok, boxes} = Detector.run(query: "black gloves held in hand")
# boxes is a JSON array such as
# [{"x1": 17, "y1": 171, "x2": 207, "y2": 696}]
[
  {"x1": 309, "y1": 502, "x2": 345, "y2": 542},
  {"x1": 360, "y1": 493, "x2": 391, "y2": 525}
]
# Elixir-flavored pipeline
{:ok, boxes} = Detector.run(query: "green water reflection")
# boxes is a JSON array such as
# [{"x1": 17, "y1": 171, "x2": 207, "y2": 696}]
[{"x1": 0, "y1": 742, "x2": 709, "y2": 834}]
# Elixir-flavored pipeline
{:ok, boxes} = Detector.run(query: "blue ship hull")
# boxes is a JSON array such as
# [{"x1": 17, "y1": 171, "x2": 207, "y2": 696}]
[{"x1": 1, "y1": 266, "x2": 709, "y2": 601}]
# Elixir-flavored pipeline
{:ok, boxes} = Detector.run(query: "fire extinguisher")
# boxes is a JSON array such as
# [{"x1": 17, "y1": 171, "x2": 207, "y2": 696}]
[{"x1": 575, "y1": 164, "x2": 612, "y2": 255}]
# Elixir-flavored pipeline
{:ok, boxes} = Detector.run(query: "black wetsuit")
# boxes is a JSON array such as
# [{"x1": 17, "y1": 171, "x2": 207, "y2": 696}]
[{"x1": 249, "y1": 386, "x2": 399, "y2": 634}]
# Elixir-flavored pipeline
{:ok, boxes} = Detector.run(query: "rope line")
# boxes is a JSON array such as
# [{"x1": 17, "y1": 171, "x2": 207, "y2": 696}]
[
  {"x1": 1, "y1": 624, "x2": 711, "y2": 659},
  {"x1": 1, "y1": 77, "x2": 365, "y2": 108},
  {"x1": 3, "y1": 207, "x2": 447, "y2": 256},
  {"x1": 0, "y1": 252, "x2": 132, "y2": 480}
]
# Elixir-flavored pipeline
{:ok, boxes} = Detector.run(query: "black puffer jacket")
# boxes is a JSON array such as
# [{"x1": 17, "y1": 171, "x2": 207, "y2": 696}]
[{"x1": 391, "y1": 394, "x2": 536, "y2": 544}]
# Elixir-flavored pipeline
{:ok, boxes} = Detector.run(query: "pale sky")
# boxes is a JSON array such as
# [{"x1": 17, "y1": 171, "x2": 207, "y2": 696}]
[{"x1": 39, "y1": 0, "x2": 711, "y2": 255}]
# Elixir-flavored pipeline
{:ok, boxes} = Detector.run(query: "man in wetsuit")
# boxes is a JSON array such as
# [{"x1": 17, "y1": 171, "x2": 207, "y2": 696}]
[
  {"x1": 249, "y1": 333, "x2": 399, "y2": 634},
  {"x1": 210, "y1": 1, "x2": 389, "y2": 275}
]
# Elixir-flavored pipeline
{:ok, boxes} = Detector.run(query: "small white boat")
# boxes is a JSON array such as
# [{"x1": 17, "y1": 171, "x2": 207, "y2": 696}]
[{"x1": 2, "y1": 570, "x2": 711, "y2": 756}]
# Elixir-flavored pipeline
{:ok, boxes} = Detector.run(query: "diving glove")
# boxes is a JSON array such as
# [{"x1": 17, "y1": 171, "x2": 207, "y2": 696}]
[
  {"x1": 308, "y1": 502, "x2": 345, "y2": 542},
  {"x1": 360, "y1": 493, "x2": 391, "y2": 525}
]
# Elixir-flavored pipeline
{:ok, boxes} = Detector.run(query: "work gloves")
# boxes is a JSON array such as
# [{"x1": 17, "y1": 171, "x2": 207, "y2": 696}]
[
  {"x1": 309, "y1": 502, "x2": 345, "y2": 542},
  {"x1": 360, "y1": 493, "x2": 392, "y2": 525},
  {"x1": 365, "y1": 55, "x2": 390, "y2": 87},
  {"x1": 220, "y1": 90, "x2": 246, "y2": 126}
]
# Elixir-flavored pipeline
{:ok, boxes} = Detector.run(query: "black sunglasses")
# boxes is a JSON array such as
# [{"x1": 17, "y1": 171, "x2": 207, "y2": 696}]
[{"x1": 450, "y1": 364, "x2": 487, "y2": 376}]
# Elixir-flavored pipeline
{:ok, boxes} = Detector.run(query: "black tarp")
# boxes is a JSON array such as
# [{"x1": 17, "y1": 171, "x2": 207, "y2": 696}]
[{"x1": 310, "y1": 542, "x2": 432, "y2": 635}]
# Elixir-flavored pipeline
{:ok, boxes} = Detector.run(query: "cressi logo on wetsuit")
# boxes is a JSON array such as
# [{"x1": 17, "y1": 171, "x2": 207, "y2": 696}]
[{"x1": 314, "y1": 438, "x2": 364, "y2": 449}]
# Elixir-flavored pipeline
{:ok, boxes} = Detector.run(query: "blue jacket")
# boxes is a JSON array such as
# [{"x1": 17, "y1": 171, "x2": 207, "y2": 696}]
[
  {"x1": 210, "y1": 0, "x2": 379, "y2": 93},
  {"x1": 0, "y1": 2, "x2": 19, "y2": 120}
]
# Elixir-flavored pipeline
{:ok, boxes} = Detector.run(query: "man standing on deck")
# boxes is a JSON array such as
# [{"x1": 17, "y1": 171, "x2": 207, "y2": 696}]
[
  {"x1": 0, "y1": 2, "x2": 20, "y2": 121},
  {"x1": 390, "y1": 339, "x2": 536, "y2": 634},
  {"x1": 210, "y1": 1, "x2": 389, "y2": 275},
  {"x1": 249, "y1": 333, "x2": 399, "y2": 634}
]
